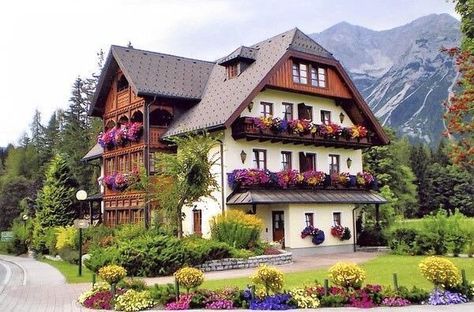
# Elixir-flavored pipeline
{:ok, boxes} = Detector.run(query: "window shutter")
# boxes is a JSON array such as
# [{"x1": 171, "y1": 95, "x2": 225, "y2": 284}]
[{"x1": 299, "y1": 152, "x2": 306, "y2": 172}]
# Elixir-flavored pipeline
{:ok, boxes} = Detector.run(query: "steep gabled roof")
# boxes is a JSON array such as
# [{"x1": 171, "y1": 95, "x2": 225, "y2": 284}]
[
  {"x1": 89, "y1": 46, "x2": 214, "y2": 116},
  {"x1": 217, "y1": 46, "x2": 258, "y2": 65}
]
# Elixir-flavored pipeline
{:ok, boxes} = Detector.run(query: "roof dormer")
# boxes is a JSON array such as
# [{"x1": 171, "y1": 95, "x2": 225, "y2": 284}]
[{"x1": 218, "y1": 46, "x2": 257, "y2": 79}]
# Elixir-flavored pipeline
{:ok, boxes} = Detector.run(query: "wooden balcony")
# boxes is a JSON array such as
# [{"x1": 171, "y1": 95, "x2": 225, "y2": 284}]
[
  {"x1": 232, "y1": 117, "x2": 373, "y2": 149},
  {"x1": 150, "y1": 126, "x2": 167, "y2": 149}
]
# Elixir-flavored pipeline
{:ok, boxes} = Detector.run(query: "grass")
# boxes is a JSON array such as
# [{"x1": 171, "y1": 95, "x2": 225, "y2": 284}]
[
  {"x1": 201, "y1": 254, "x2": 474, "y2": 290},
  {"x1": 41, "y1": 258, "x2": 96, "y2": 284}
]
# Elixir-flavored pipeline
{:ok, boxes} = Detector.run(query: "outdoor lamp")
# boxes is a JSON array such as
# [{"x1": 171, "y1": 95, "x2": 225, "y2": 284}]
[
  {"x1": 346, "y1": 157, "x2": 352, "y2": 169},
  {"x1": 247, "y1": 101, "x2": 254, "y2": 112},
  {"x1": 339, "y1": 112, "x2": 345, "y2": 123},
  {"x1": 240, "y1": 150, "x2": 247, "y2": 164},
  {"x1": 76, "y1": 190, "x2": 87, "y2": 201}
]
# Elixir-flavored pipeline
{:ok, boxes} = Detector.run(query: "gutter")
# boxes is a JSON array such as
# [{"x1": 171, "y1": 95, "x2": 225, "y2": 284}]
[
  {"x1": 217, "y1": 139, "x2": 225, "y2": 214},
  {"x1": 352, "y1": 205, "x2": 359, "y2": 252},
  {"x1": 144, "y1": 96, "x2": 157, "y2": 228}
]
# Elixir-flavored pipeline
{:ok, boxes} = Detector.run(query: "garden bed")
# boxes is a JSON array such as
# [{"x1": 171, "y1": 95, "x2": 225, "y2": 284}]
[{"x1": 196, "y1": 251, "x2": 292, "y2": 272}]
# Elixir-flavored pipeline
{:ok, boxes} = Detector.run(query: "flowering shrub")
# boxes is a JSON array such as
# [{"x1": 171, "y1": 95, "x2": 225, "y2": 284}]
[
  {"x1": 97, "y1": 122, "x2": 143, "y2": 149},
  {"x1": 251, "y1": 265, "x2": 284, "y2": 296},
  {"x1": 249, "y1": 293, "x2": 294, "y2": 310},
  {"x1": 356, "y1": 171, "x2": 375, "y2": 187},
  {"x1": 419, "y1": 257, "x2": 461, "y2": 288},
  {"x1": 382, "y1": 297, "x2": 411, "y2": 307},
  {"x1": 174, "y1": 267, "x2": 204, "y2": 293},
  {"x1": 102, "y1": 170, "x2": 140, "y2": 192},
  {"x1": 428, "y1": 289, "x2": 468, "y2": 305},
  {"x1": 328, "y1": 262, "x2": 366, "y2": 289},
  {"x1": 330, "y1": 225, "x2": 352, "y2": 241},
  {"x1": 228, "y1": 168, "x2": 376, "y2": 190},
  {"x1": 78, "y1": 282, "x2": 110, "y2": 305},
  {"x1": 165, "y1": 294, "x2": 193, "y2": 310},
  {"x1": 288, "y1": 288, "x2": 320, "y2": 308},
  {"x1": 115, "y1": 289, "x2": 155, "y2": 312},
  {"x1": 300, "y1": 226, "x2": 325, "y2": 245},
  {"x1": 205, "y1": 299, "x2": 234, "y2": 309},
  {"x1": 99, "y1": 264, "x2": 127, "y2": 285}
]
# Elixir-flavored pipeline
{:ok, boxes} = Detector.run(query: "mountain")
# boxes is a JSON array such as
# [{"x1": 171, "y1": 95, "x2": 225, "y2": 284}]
[{"x1": 311, "y1": 14, "x2": 461, "y2": 145}]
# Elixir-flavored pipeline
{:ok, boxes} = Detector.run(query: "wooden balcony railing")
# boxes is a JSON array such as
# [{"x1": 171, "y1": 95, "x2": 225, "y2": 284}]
[{"x1": 232, "y1": 117, "x2": 373, "y2": 149}]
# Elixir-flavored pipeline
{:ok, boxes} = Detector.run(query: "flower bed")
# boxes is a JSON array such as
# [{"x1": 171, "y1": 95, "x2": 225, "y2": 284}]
[
  {"x1": 250, "y1": 116, "x2": 369, "y2": 140},
  {"x1": 228, "y1": 168, "x2": 376, "y2": 190},
  {"x1": 97, "y1": 122, "x2": 143, "y2": 149}
]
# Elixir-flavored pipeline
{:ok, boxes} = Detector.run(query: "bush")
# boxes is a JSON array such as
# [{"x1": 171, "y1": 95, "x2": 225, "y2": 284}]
[
  {"x1": 6, "y1": 221, "x2": 30, "y2": 255},
  {"x1": 78, "y1": 282, "x2": 110, "y2": 305},
  {"x1": 182, "y1": 237, "x2": 232, "y2": 264},
  {"x1": 357, "y1": 227, "x2": 386, "y2": 246},
  {"x1": 117, "y1": 278, "x2": 147, "y2": 291},
  {"x1": 210, "y1": 210, "x2": 263, "y2": 249},
  {"x1": 328, "y1": 262, "x2": 366, "y2": 289},
  {"x1": 84, "y1": 246, "x2": 119, "y2": 273},
  {"x1": 388, "y1": 228, "x2": 418, "y2": 254},
  {"x1": 174, "y1": 267, "x2": 204, "y2": 292},
  {"x1": 230, "y1": 248, "x2": 255, "y2": 259},
  {"x1": 115, "y1": 224, "x2": 148, "y2": 242},
  {"x1": 55, "y1": 226, "x2": 77, "y2": 250},
  {"x1": 148, "y1": 283, "x2": 176, "y2": 306},
  {"x1": 58, "y1": 246, "x2": 79, "y2": 264},
  {"x1": 115, "y1": 289, "x2": 154, "y2": 312},
  {"x1": 43, "y1": 227, "x2": 58, "y2": 255},
  {"x1": 98, "y1": 264, "x2": 127, "y2": 285},
  {"x1": 251, "y1": 265, "x2": 284, "y2": 296},
  {"x1": 419, "y1": 256, "x2": 461, "y2": 288},
  {"x1": 397, "y1": 286, "x2": 430, "y2": 304},
  {"x1": 319, "y1": 295, "x2": 346, "y2": 307}
]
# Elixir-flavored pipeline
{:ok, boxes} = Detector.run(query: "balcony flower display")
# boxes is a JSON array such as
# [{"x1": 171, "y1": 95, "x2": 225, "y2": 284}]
[
  {"x1": 227, "y1": 168, "x2": 272, "y2": 189},
  {"x1": 356, "y1": 171, "x2": 375, "y2": 187},
  {"x1": 97, "y1": 122, "x2": 143, "y2": 149},
  {"x1": 331, "y1": 225, "x2": 352, "y2": 241},
  {"x1": 289, "y1": 119, "x2": 312, "y2": 135},
  {"x1": 102, "y1": 170, "x2": 140, "y2": 192},
  {"x1": 253, "y1": 116, "x2": 273, "y2": 130},
  {"x1": 348, "y1": 125, "x2": 368, "y2": 139},
  {"x1": 302, "y1": 170, "x2": 325, "y2": 186},
  {"x1": 317, "y1": 123, "x2": 342, "y2": 138},
  {"x1": 331, "y1": 172, "x2": 350, "y2": 187},
  {"x1": 276, "y1": 170, "x2": 300, "y2": 188}
]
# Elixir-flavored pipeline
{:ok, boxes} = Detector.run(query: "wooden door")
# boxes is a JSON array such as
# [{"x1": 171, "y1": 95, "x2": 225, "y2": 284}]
[{"x1": 272, "y1": 211, "x2": 285, "y2": 243}]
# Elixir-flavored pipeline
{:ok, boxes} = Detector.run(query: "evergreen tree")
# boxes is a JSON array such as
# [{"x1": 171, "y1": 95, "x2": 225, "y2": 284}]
[
  {"x1": 0, "y1": 176, "x2": 35, "y2": 230},
  {"x1": 35, "y1": 154, "x2": 78, "y2": 227},
  {"x1": 409, "y1": 144, "x2": 432, "y2": 216}
]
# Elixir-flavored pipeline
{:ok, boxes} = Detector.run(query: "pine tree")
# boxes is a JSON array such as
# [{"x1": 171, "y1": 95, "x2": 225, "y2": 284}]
[
  {"x1": 35, "y1": 154, "x2": 78, "y2": 227},
  {"x1": 409, "y1": 144, "x2": 432, "y2": 216}
]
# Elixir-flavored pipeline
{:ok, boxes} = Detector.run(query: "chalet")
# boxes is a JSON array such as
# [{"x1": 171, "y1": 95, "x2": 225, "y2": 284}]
[{"x1": 84, "y1": 28, "x2": 389, "y2": 254}]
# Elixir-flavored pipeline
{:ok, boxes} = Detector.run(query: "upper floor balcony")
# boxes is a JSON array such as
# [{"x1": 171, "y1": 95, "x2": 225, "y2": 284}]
[{"x1": 232, "y1": 116, "x2": 374, "y2": 149}]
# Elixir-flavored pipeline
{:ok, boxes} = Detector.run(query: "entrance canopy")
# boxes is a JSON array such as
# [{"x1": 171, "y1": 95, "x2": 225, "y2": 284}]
[{"x1": 227, "y1": 189, "x2": 387, "y2": 205}]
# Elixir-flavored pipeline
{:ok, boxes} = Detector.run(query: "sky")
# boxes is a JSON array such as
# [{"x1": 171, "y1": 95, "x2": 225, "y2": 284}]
[{"x1": 0, "y1": 0, "x2": 459, "y2": 146}]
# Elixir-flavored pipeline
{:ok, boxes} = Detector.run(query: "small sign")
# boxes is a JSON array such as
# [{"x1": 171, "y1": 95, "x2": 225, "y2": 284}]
[
  {"x1": 73, "y1": 219, "x2": 90, "y2": 229},
  {"x1": 1, "y1": 231, "x2": 14, "y2": 242}
]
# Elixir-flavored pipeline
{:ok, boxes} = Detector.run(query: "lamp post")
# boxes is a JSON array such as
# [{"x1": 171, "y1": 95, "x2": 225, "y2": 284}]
[
  {"x1": 75, "y1": 190, "x2": 88, "y2": 277},
  {"x1": 22, "y1": 214, "x2": 28, "y2": 229}
]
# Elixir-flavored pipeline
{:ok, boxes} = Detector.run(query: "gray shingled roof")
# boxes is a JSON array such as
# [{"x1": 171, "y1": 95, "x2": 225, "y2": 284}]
[
  {"x1": 217, "y1": 46, "x2": 258, "y2": 65},
  {"x1": 81, "y1": 143, "x2": 103, "y2": 162},
  {"x1": 165, "y1": 28, "x2": 334, "y2": 136},
  {"x1": 227, "y1": 189, "x2": 387, "y2": 205}
]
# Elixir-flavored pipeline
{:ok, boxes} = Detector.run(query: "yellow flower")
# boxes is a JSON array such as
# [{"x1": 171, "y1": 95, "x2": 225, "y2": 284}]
[
  {"x1": 328, "y1": 262, "x2": 366, "y2": 289},
  {"x1": 419, "y1": 257, "x2": 461, "y2": 288},
  {"x1": 98, "y1": 265, "x2": 127, "y2": 285},
  {"x1": 174, "y1": 267, "x2": 204, "y2": 292}
]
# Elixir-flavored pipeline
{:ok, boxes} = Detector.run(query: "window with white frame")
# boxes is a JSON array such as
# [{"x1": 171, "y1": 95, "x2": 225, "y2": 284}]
[
  {"x1": 253, "y1": 149, "x2": 267, "y2": 170},
  {"x1": 333, "y1": 212, "x2": 341, "y2": 226},
  {"x1": 281, "y1": 151, "x2": 292, "y2": 170},
  {"x1": 305, "y1": 212, "x2": 314, "y2": 226}
]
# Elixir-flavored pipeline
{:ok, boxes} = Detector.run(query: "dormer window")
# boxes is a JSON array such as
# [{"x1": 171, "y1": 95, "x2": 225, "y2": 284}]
[
  {"x1": 117, "y1": 75, "x2": 129, "y2": 92},
  {"x1": 227, "y1": 63, "x2": 238, "y2": 79},
  {"x1": 293, "y1": 61, "x2": 327, "y2": 88}
]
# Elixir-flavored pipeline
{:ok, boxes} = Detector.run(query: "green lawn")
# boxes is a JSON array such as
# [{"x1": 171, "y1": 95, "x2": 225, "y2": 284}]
[
  {"x1": 41, "y1": 258, "x2": 96, "y2": 284},
  {"x1": 201, "y1": 254, "x2": 474, "y2": 290}
]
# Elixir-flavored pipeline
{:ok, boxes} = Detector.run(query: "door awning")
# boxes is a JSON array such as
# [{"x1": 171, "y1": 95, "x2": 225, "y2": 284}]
[{"x1": 227, "y1": 189, "x2": 387, "y2": 205}]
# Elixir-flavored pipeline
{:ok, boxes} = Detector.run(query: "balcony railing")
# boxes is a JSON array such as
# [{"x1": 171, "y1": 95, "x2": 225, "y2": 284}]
[{"x1": 232, "y1": 117, "x2": 373, "y2": 148}]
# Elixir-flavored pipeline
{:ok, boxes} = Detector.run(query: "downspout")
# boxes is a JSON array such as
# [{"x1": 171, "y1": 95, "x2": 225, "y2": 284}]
[
  {"x1": 144, "y1": 96, "x2": 157, "y2": 228},
  {"x1": 217, "y1": 139, "x2": 225, "y2": 214},
  {"x1": 352, "y1": 205, "x2": 359, "y2": 252}
]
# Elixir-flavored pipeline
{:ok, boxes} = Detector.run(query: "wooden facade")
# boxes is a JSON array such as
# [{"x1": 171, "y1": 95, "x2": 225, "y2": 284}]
[{"x1": 101, "y1": 70, "x2": 173, "y2": 226}]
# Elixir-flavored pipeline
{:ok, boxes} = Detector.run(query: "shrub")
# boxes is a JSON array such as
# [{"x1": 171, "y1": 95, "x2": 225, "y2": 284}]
[
  {"x1": 115, "y1": 289, "x2": 155, "y2": 312},
  {"x1": 328, "y1": 262, "x2": 366, "y2": 289},
  {"x1": 388, "y1": 228, "x2": 418, "y2": 254},
  {"x1": 84, "y1": 246, "x2": 119, "y2": 273},
  {"x1": 58, "y1": 246, "x2": 79, "y2": 264},
  {"x1": 148, "y1": 283, "x2": 176, "y2": 306},
  {"x1": 182, "y1": 237, "x2": 232, "y2": 264},
  {"x1": 43, "y1": 227, "x2": 59, "y2": 255},
  {"x1": 319, "y1": 295, "x2": 346, "y2": 307},
  {"x1": 419, "y1": 256, "x2": 461, "y2": 288},
  {"x1": 99, "y1": 264, "x2": 127, "y2": 285},
  {"x1": 397, "y1": 286, "x2": 430, "y2": 304},
  {"x1": 115, "y1": 224, "x2": 147, "y2": 242},
  {"x1": 230, "y1": 248, "x2": 255, "y2": 259},
  {"x1": 83, "y1": 289, "x2": 125, "y2": 310},
  {"x1": 357, "y1": 227, "x2": 386, "y2": 246},
  {"x1": 55, "y1": 226, "x2": 77, "y2": 250},
  {"x1": 288, "y1": 288, "x2": 320, "y2": 308},
  {"x1": 250, "y1": 265, "x2": 284, "y2": 296},
  {"x1": 6, "y1": 220, "x2": 30, "y2": 255},
  {"x1": 78, "y1": 282, "x2": 110, "y2": 304},
  {"x1": 210, "y1": 210, "x2": 263, "y2": 249},
  {"x1": 174, "y1": 267, "x2": 204, "y2": 293},
  {"x1": 117, "y1": 278, "x2": 147, "y2": 291},
  {"x1": 165, "y1": 293, "x2": 193, "y2": 310}
]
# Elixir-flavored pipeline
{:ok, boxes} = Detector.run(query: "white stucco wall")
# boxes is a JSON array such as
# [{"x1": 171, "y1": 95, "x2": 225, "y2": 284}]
[{"x1": 181, "y1": 88, "x2": 364, "y2": 250}]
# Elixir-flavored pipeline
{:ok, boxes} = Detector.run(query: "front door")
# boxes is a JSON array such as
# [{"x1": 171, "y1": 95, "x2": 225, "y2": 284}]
[{"x1": 272, "y1": 211, "x2": 285, "y2": 243}]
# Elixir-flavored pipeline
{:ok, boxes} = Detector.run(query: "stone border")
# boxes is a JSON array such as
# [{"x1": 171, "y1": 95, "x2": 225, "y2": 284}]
[{"x1": 196, "y1": 252, "x2": 292, "y2": 272}]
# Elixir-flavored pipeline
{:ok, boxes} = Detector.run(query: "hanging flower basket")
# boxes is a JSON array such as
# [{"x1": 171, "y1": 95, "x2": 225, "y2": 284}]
[
  {"x1": 331, "y1": 225, "x2": 352, "y2": 241},
  {"x1": 300, "y1": 226, "x2": 325, "y2": 245}
]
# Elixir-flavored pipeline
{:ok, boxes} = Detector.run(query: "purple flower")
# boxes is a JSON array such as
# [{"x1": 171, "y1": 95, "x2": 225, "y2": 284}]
[
  {"x1": 205, "y1": 299, "x2": 234, "y2": 309},
  {"x1": 428, "y1": 289, "x2": 468, "y2": 305},
  {"x1": 249, "y1": 294, "x2": 294, "y2": 310}
]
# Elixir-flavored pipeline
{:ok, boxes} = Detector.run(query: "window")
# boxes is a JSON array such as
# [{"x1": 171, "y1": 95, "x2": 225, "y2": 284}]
[
  {"x1": 292, "y1": 64, "x2": 299, "y2": 83},
  {"x1": 297, "y1": 103, "x2": 313, "y2": 120},
  {"x1": 333, "y1": 212, "x2": 341, "y2": 226},
  {"x1": 292, "y1": 63, "x2": 308, "y2": 84},
  {"x1": 329, "y1": 154, "x2": 340, "y2": 174},
  {"x1": 253, "y1": 149, "x2": 267, "y2": 169},
  {"x1": 281, "y1": 151, "x2": 292, "y2": 170},
  {"x1": 260, "y1": 102, "x2": 273, "y2": 117},
  {"x1": 282, "y1": 102, "x2": 294, "y2": 121},
  {"x1": 193, "y1": 209, "x2": 202, "y2": 235},
  {"x1": 227, "y1": 64, "x2": 238, "y2": 79},
  {"x1": 321, "y1": 110, "x2": 331, "y2": 124},
  {"x1": 305, "y1": 213, "x2": 314, "y2": 226},
  {"x1": 293, "y1": 62, "x2": 326, "y2": 87},
  {"x1": 311, "y1": 67, "x2": 327, "y2": 87},
  {"x1": 299, "y1": 152, "x2": 316, "y2": 172}
]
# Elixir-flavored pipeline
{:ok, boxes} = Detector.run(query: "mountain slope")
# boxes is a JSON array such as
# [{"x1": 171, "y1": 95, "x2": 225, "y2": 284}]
[{"x1": 311, "y1": 14, "x2": 460, "y2": 145}]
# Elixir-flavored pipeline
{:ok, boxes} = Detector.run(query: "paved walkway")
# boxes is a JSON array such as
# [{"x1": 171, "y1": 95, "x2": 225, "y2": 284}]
[
  {"x1": 143, "y1": 251, "x2": 382, "y2": 285},
  {"x1": 0, "y1": 254, "x2": 88, "y2": 312}
]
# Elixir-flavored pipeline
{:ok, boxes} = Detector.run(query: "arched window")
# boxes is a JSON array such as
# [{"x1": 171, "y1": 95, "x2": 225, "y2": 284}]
[
  {"x1": 150, "y1": 108, "x2": 173, "y2": 127},
  {"x1": 131, "y1": 110, "x2": 143, "y2": 123},
  {"x1": 118, "y1": 115, "x2": 129, "y2": 126},
  {"x1": 117, "y1": 75, "x2": 129, "y2": 92},
  {"x1": 105, "y1": 120, "x2": 116, "y2": 131}
]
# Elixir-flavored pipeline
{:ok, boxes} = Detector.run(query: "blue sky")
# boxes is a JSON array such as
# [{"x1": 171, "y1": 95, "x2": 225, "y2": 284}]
[{"x1": 0, "y1": 0, "x2": 458, "y2": 146}]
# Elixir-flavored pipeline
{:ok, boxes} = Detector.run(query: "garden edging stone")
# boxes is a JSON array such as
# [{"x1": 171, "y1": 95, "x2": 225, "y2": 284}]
[{"x1": 195, "y1": 251, "x2": 292, "y2": 272}]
